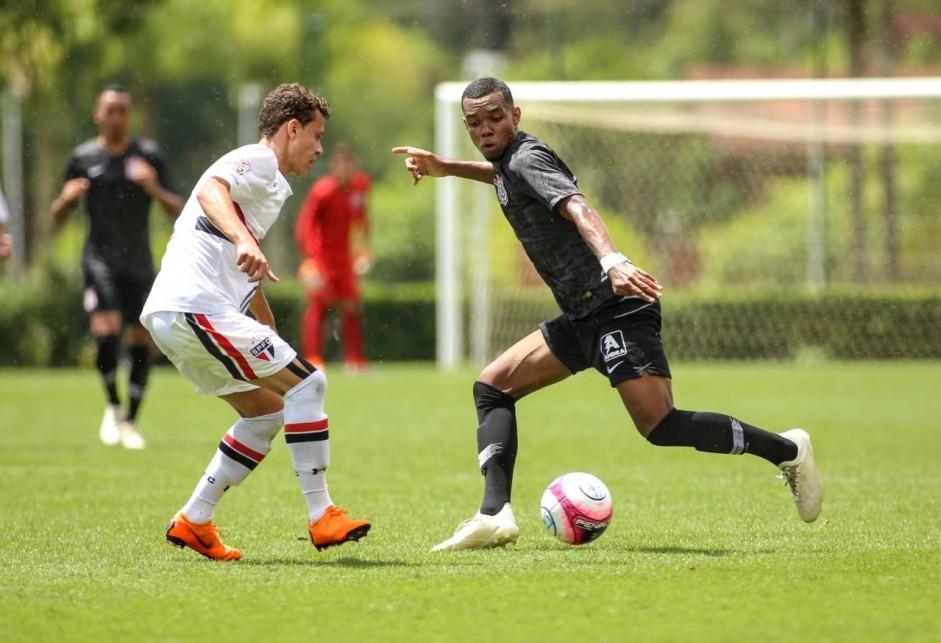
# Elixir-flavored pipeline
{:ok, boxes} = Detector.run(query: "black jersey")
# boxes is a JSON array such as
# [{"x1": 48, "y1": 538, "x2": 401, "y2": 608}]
[
  {"x1": 493, "y1": 131, "x2": 644, "y2": 320},
  {"x1": 63, "y1": 137, "x2": 179, "y2": 277}
]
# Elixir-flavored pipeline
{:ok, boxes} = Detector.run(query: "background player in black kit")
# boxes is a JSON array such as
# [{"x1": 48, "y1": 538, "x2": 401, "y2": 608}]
[
  {"x1": 394, "y1": 77, "x2": 824, "y2": 551},
  {"x1": 52, "y1": 85, "x2": 182, "y2": 449}
]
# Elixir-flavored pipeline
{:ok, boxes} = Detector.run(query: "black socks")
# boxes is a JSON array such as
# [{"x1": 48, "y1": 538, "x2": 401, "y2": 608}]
[
  {"x1": 647, "y1": 408, "x2": 798, "y2": 466},
  {"x1": 95, "y1": 335, "x2": 121, "y2": 406},
  {"x1": 127, "y1": 344, "x2": 151, "y2": 421},
  {"x1": 95, "y1": 336, "x2": 152, "y2": 422},
  {"x1": 474, "y1": 381, "x2": 518, "y2": 515}
]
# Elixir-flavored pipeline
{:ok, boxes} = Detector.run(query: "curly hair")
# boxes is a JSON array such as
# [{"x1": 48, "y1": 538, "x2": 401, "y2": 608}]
[
  {"x1": 461, "y1": 77, "x2": 514, "y2": 107},
  {"x1": 258, "y1": 83, "x2": 331, "y2": 139}
]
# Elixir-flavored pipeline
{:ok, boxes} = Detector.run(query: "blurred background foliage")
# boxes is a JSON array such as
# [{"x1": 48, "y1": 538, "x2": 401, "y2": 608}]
[
  {"x1": 1, "y1": 0, "x2": 940, "y2": 365},
  {"x1": 2, "y1": 0, "x2": 940, "y2": 284}
]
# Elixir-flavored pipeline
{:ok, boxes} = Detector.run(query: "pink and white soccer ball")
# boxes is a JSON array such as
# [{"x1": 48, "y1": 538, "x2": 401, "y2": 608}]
[{"x1": 540, "y1": 472, "x2": 613, "y2": 545}]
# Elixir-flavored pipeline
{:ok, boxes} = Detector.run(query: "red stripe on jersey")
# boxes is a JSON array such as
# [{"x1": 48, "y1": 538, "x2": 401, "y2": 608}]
[
  {"x1": 232, "y1": 202, "x2": 259, "y2": 246},
  {"x1": 284, "y1": 418, "x2": 329, "y2": 434},
  {"x1": 193, "y1": 313, "x2": 258, "y2": 380},
  {"x1": 222, "y1": 433, "x2": 266, "y2": 463}
]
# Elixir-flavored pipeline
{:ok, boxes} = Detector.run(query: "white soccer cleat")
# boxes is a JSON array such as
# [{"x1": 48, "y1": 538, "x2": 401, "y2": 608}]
[
  {"x1": 431, "y1": 502, "x2": 520, "y2": 552},
  {"x1": 118, "y1": 420, "x2": 146, "y2": 450},
  {"x1": 778, "y1": 429, "x2": 824, "y2": 523},
  {"x1": 99, "y1": 405, "x2": 123, "y2": 446}
]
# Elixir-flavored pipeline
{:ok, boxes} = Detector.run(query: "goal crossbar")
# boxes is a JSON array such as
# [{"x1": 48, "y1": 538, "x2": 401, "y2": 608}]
[{"x1": 436, "y1": 77, "x2": 941, "y2": 104}]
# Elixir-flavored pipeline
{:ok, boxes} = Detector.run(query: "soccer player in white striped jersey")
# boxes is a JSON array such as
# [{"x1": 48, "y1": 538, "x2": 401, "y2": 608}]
[{"x1": 141, "y1": 83, "x2": 370, "y2": 560}]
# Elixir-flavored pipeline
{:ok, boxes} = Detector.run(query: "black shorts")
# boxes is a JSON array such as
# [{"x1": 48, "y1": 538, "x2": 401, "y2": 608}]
[
  {"x1": 83, "y1": 254, "x2": 154, "y2": 324},
  {"x1": 540, "y1": 299, "x2": 672, "y2": 387}
]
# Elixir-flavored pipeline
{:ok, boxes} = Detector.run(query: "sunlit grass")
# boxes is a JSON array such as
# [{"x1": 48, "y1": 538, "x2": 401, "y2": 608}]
[{"x1": 1, "y1": 362, "x2": 939, "y2": 642}]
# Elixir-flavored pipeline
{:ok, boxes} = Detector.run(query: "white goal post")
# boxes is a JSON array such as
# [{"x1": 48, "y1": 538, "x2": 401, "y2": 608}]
[{"x1": 434, "y1": 77, "x2": 941, "y2": 369}]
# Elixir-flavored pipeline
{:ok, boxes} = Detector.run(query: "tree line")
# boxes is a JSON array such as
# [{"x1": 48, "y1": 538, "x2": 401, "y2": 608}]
[{"x1": 1, "y1": 0, "x2": 938, "y2": 280}]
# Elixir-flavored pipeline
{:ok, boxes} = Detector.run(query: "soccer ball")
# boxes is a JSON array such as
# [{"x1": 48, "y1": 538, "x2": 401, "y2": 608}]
[{"x1": 540, "y1": 472, "x2": 613, "y2": 545}]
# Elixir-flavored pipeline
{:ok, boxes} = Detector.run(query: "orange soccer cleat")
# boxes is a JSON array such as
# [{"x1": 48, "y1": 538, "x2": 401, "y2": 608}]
[
  {"x1": 166, "y1": 512, "x2": 242, "y2": 561},
  {"x1": 308, "y1": 506, "x2": 371, "y2": 551}
]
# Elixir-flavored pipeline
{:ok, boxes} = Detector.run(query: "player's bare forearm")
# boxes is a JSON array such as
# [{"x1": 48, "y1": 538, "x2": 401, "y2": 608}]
[
  {"x1": 559, "y1": 195, "x2": 617, "y2": 259},
  {"x1": 51, "y1": 178, "x2": 90, "y2": 233},
  {"x1": 50, "y1": 198, "x2": 72, "y2": 233},
  {"x1": 392, "y1": 146, "x2": 493, "y2": 185},
  {"x1": 560, "y1": 195, "x2": 662, "y2": 302},
  {"x1": 0, "y1": 225, "x2": 11, "y2": 259},
  {"x1": 249, "y1": 285, "x2": 277, "y2": 330},
  {"x1": 441, "y1": 158, "x2": 494, "y2": 183},
  {"x1": 155, "y1": 186, "x2": 183, "y2": 219}
]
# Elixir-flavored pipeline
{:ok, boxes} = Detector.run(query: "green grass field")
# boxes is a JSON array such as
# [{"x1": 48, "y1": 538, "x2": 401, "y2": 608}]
[{"x1": 1, "y1": 362, "x2": 939, "y2": 642}]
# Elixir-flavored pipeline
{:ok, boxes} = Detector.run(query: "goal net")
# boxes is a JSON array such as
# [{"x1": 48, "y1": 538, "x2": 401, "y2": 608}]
[{"x1": 433, "y1": 78, "x2": 941, "y2": 368}]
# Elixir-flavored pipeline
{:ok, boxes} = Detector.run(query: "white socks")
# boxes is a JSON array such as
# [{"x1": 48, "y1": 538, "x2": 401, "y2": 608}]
[
  {"x1": 181, "y1": 410, "x2": 282, "y2": 524},
  {"x1": 180, "y1": 371, "x2": 335, "y2": 525},
  {"x1": 283, "y1": 371, "x2": 333, "y2": 522}
]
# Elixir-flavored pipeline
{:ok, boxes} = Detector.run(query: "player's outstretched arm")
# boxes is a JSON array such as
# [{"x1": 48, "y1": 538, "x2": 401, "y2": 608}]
[{"x1": 392, "y1": 146, "x2": 494, "y2": 185}]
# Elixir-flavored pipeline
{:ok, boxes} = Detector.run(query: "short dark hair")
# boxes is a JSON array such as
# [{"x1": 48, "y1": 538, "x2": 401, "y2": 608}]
[
  {"x1": 258, "y1": 83, "x2": 331, "y2": 138},
  {"x1": 98, "y1": 84, "x2": 131, "y2": 104},
  {"x1": 462, "y1": 77, "x2": 514, "y2": 107},
  {"x1": 102, "y1": 83, "x2": 129, "y2": 95}
]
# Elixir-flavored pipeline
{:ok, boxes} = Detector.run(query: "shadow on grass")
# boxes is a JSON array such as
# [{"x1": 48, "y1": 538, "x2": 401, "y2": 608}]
[
  {"x1": 237, "y1": 556, "x2": 419, "y2": 568},
  {"x1": 524, "y1": 542, "x2": 766, "y2": 557},
  {"x1": 630, "y1": 546, "x2": 739, "y2": 556}
]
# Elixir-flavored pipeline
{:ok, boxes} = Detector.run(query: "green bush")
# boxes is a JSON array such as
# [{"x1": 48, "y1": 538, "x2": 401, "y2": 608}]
[
  {"x1": 662, "y1": 291, "x2": 941, "y2": 360},
  {"x1": 3, "y1": 273, "x2": 938, "y2": 366},
  {"x1": 267, "y1": 281, "x2": 437, "y2": 363},
  {"x1": 0, "y1": 269, "x2": 88, "y2": 367},
  {"x1": 0, "y1": 275, "x2": 437, "y2": 367}
]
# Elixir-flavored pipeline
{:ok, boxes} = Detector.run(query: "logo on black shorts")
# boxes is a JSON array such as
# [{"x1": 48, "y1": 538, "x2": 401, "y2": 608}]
[
  {"x1": 250, "y1": 337, "x2": 275, "y2": 361},
  {"x1": 600, "y1": 331, "x2": 628, "y2": 362}
]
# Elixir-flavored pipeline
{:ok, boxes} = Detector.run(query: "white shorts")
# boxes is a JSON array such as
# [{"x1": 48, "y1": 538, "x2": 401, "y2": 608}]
[{"x1": 142, "y1": 310, "x2": 297, "y2": 396}]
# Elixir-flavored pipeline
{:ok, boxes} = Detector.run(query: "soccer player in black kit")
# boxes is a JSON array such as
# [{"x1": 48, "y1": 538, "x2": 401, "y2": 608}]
[
  {"x1": 52, "y1": 85, "x2": 182, "y2": 449},
  {"x1": 394, "y1": 77, "x2": 824, "y2": 551}
]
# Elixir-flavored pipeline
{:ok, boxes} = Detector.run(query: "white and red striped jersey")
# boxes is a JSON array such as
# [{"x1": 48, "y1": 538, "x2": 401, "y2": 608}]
[{"x1": 143, "y1": 144, "x2": 292, "y2": 316}]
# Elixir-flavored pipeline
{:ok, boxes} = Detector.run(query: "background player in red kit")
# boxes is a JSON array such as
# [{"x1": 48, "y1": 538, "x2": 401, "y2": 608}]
[{"x1": 294, "y1": 143, "x2": 371, "y2": 372}]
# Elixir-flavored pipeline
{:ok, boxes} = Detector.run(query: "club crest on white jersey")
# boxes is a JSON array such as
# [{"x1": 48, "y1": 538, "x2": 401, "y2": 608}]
[{"x1": 226, "y1": 158, "x2": 251, "y2": 176}]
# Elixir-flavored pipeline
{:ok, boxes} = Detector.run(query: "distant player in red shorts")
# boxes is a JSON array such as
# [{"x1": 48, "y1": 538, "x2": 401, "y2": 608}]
[{"x1": 294, "y1": 143, "x2": 371, "y2": 371}]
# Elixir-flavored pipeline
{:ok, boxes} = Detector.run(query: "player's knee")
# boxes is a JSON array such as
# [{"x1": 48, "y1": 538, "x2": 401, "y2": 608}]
[
  {"x1": 284, "y1": 368, "x2": 327, "y2": 408},
  {"x1": 645, "y1": 408, "x2": 693, "y2": 446},
  {"x1": 473, "y1": 380, "x2": 515, "y2": 413}
]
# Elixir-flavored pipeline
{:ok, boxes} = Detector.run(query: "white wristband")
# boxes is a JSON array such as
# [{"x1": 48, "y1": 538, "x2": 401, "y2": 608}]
[{"x1": 600, "y1": 252, "x2": 630, "y2": 273}]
